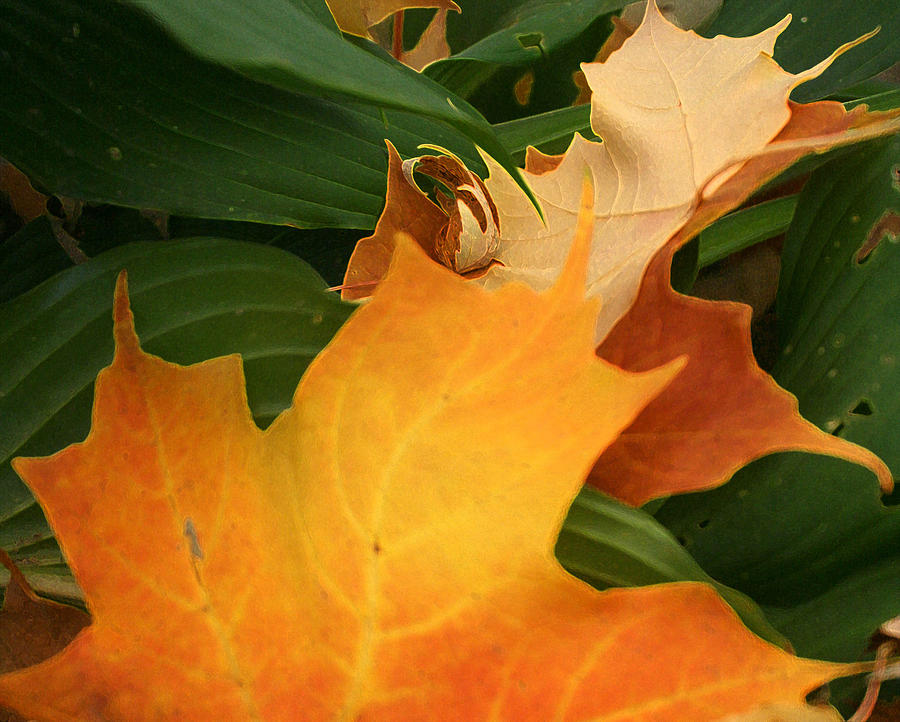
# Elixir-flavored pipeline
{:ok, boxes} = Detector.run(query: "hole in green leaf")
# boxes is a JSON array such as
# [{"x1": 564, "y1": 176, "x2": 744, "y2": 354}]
[
  {"x1": 850, "y1": 399, "x2": 874, "y2": 416},
  {"x1": 516, "y1": 32, "x2": 544, "y2": 51},
  {"x1": 830, "y1": 422, "x2": 845, "y2": 436}
]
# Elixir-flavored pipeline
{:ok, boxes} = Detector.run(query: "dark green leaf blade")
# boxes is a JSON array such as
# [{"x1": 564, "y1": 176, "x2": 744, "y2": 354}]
[
  {"x1": 0, "y1": 0, "x2": 496, "y2": 229},
  {"x1": 120, "y1": 0, "x2": 528, "y2": 199},
  {"x1": 0, "y1": 238, "x2": 352, "y2": 600},
  {"x1": 557, "y1": 485, "x2": 790, "y2": 648},
  {"x1": 697, "y1": 196, "x2": 799, "y2": 269},
  {"x1": 0, "y1": 218, "x2": 72, "y2": 304},
  {"x1": 494, "y1": 105, "x2": 592, "y2": 163}
]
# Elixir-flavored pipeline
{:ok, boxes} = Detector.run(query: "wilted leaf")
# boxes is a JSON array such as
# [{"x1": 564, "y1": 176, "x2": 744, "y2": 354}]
[
  {"x1": 345, "y1": 1, "x2": 900, "y2": 341},
  {"x1": 589, "y1": 120, "x2": 894, "y2": 503},
  {"x1": 342, "y1": 2, "x2": 898, "y2": 504},
  {"x1": 0, "y1": 553, "x2": 88, "y2": 722},
  {"x1": 326, "y1": 0, "x2": 459, "y2": 39},
  {"x1": 576, "y1": 0, "x2": 723, "y2": 96},
  {"x1": 0, "y1": 161, "x2": 48, "y2": 224},
  {"x1": 342, "y1": 140, "x2": 500, "y2": 300},
  {"x1": 399, "y1": 8, "x2": 452, "y2": 71},
  {"x1": 473, "y1": 4, "x2": 896, "y2": 342},
  {"x1": 0, "y1": 192, "x2": 853, "y2": 720},
  {"x1": 584, "y1": 101, "x2": 898, "y2": 503},
  {"x1": 591, "y1": 240, "x2": 890, "y2": 503},
  {"x1": 653, "y1": 136, "x2": 900, "y2": 710},
  {"x1": 706, "y1": 0, "x2": 900, "y2": 103}
]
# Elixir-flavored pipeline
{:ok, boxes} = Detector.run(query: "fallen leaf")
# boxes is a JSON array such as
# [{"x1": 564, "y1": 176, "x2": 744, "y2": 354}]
[
  {"x1": 575, "y1": 0, "x2": 724, "y2": 99},
  {"x1": 342, "y1": 140, "x2": 500, "y2": 300},
  {"x1": 400, "y1": 8, "x2": 452, "y2": 71},
  {"x1": 0, "y1": 551, "x2": 88, "y2": 675},
  {"x1": 345, "y1": 1, "x2": 900, "y2": 344},
  {"x1": 589, "y1": 102, "x2": 896, "y2": 505},
  {"x1": 591, "y1": 232, "x2": 892, "y2": 505},
  {"x1": 0, "y1": 160, "x2": 48, "y2": 223},
  {"x1": 326, "y1": 0, "x2": 459, "y2": 39},
  {"x1": 0, "y1": 189, "x2": 854, "y2": 720},
  {"x1": 342, "y1": 2, "x2": 898, "y2": 504},
  {"x1": 474, "y1": 4, "x2": 896, "y2": 343}
]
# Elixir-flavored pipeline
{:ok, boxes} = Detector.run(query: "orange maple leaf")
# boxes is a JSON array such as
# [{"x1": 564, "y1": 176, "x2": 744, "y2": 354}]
[{"x1": 0, "y1": 188, "x2": 855, "y2": 720}]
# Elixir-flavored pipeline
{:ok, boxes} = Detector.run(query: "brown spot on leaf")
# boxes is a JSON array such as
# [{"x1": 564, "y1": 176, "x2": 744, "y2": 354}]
[
  {"x1": 856, "y1": 210, "x2": 900, "y2": 264},
  {"x1": 514, "y1": 70, "x2": 534, "y2": 106},
  {"x1": 183, "y1": 518, "x2": 203, "y2": 560}
]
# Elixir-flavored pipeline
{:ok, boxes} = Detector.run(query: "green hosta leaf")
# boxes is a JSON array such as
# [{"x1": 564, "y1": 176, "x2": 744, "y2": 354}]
[
  {"x1": 707, "y1": 0, "x2": 900, "y2": 102},
  {"x1": 0, "y1": 218, "x2": 73, "y2": 305},
  {"x1": 120, "y1": 0, "x2": 522, "y2": 180},
  {"x1": 697, "y1": 196, "x2": 799, "y2": 269},
  {"x1": 0, "y1": 0, "x2": 508, "y2": 229},
  {"x1": 0, "y1": 238, "x2": 351, "y2": 600},
  {"x1": 426, "y1": 0, "x2": 624, "y2": 121},
  {"x1": 1, "y1": 207, "x2": 364, "y2": 304},
  {"x1": 494, "y1": 105, "x2": 592, "y2": 163},
  {"x1": 762, "y1": 558, "x2": 900, "y2": 662},
  {"x1": 556, "y1": 486, "x2": 789, "y2": 648},
  {"x1": 656, "y1": 136, "x2": 900, "y2": 704}
]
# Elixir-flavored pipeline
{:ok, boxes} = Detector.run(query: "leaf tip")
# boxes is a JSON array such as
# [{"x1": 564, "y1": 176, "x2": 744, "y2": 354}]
[
  {"x1": 793, "y1": 26, "x2": 880, "y2": 88},
  {"x1": 112, "y1": 270, "x2": 140, "y2": 356},
  {"x1": 552, "y1": 171, "x2": 595, "y2": 302}
]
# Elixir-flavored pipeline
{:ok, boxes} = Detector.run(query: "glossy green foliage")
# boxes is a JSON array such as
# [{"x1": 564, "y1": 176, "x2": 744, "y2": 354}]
[
  {"x1": 0, "y1": 0, "x2": 508, "y2": 229},
  {"x1": 556, "y1": 485, "x2": 789, "y2": 648}
]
